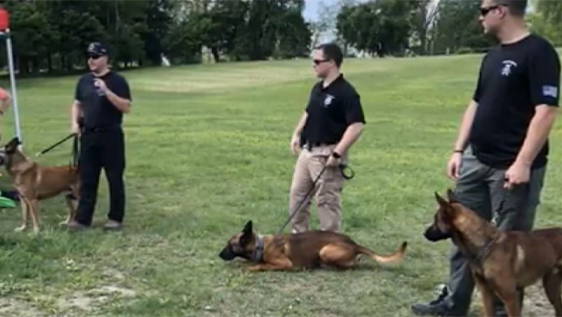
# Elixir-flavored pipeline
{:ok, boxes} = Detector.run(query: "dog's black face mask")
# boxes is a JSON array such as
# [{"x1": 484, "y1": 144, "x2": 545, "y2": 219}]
[
  {"x1": 424, "y1": 219, "x2": 452, "y2": 241},
  {"x1": 219, "y1": 220, "x2": 254, "y2": 261},
  {"x1": 424, "y1": 191, "x2": 456, "y2": 242}
]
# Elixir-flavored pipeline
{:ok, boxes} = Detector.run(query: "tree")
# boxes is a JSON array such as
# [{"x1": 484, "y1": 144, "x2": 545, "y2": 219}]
[
  {"x1": 530, "y1": 0, "x2": 562, "y2": 46},
  {"x1": 431, "y1": 0, "x2": 495, "y2": 55},
  {"x1": 410, "y1": 0, "x2": 439, "y2": 55},
  {"x1": 336, "y1": 0, "x2": 415, "y2": 57}
]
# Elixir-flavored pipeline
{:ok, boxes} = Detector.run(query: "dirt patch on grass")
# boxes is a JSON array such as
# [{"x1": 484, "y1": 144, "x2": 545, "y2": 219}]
[
  {"x1": 57, "y1": 285, "x2": 137, "y2": 312},
  {"x1": 473, "y1": 283, "x2": 555, "y2": 317},
  {"x1": 0, "y1": 297, "x2": 44, "y2": 317}
]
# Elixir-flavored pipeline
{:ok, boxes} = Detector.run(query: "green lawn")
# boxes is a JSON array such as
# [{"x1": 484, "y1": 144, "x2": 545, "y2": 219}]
[{"x1": 0, "y1": 53, "x2": 561, "y2": 317}]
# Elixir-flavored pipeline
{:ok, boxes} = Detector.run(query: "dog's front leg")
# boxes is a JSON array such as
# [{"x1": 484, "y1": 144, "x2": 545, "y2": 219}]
[
  {"x1": 248, "y1": 258, "x2": 293, "y2": 272},
  {"x1": 15, "y1": 198, "x2": 29, "y2": 232},
  {"x1": 474, "y1": 273, "x2": 495, "y2": 317},
  {"x1": 62, "y1": 193, "x2": 78, "y2": 225},
  {"x1": 492, "y1": 278, "x2": 521, "y2": 317},
  {"x1": 28, "y1": 199, "x2": 40, "y2": 234}
]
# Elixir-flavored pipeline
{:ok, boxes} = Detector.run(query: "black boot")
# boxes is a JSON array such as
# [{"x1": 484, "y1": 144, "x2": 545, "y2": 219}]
[{"x1": 412, "y1": 285, "x2": 466, "y2": 316}]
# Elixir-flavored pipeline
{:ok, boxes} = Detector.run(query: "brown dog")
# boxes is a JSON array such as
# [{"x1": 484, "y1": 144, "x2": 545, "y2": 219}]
[
  {"x1": 0, "y1": 137, "x2": 80, "y2": 233},
  {"x1": 219, "y1": 220, "x2": 407, "y2": 271},
  {"x1": 425, "y1": 190, "x2": 562, "y2": 317}
]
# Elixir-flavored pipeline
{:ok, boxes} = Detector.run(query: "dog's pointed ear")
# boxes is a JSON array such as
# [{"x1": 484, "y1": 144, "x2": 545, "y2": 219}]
[
  {"x1": 435, "y1": 191, "x2": 456, "y2": 216},
  {"x1": 5, "y1": 137, "x2": 20, "y2": 152},
  {"x1": 447, "y1": 189, "x2": 459, "y2": 203},
  {"x1": 242, "y1": 220, "x2": 253, "y2": 236},
  {"x1": 435, "y1": 192, "x2": 447, "y2": 207},
  {"x1": 240, "y1": 220, "x2": 254, "y2": 246}
]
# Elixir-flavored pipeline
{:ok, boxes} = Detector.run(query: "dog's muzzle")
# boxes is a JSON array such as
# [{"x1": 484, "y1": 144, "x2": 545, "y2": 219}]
[
  {"x1": 424, "y1": 225, "x2": 451, "y2": 242},
  {"x1": 219, "y1": 245, "x2": 237, "y2": 261}
]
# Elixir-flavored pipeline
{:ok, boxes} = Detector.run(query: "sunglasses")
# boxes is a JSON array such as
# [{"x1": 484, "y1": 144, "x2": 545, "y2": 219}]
[
  {"x1": 480, "y1": 5, "x2": 500, "y2": 17},
  {"x1": 88, "y1": 54, "x2": 103, "y2": 60},
  {"x1": 313, "y1": 59, "x2": 330, "y2": 65}
]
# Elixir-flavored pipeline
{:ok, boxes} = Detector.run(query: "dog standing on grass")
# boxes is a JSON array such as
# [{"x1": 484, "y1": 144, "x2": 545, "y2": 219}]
[
  {"x1": 0, "y1": 137, "x2": 80, "y2": 233},
  {"x1": 425, "y1": 190, "x2": 562, "y2": 317},
  {"x1": 219, "y1": 220, "x2": 407, "y2": 272}
]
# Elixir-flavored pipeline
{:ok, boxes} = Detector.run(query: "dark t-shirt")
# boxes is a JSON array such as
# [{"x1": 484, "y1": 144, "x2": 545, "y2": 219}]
[
  {"x1": 75, "y1": 71, "x2": 132, "y2": 129},
  {"x1": 301, "y1": 74, "x2": 366, "y2": 146},
  {"x1": 470, "y1": 34, "x2": 561, "y2": 169}
]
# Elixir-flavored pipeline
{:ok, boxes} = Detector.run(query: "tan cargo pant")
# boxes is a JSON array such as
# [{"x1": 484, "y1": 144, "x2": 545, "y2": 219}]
[{"x1": 289, "y1": 144, "x2": 346, "y2": 233}]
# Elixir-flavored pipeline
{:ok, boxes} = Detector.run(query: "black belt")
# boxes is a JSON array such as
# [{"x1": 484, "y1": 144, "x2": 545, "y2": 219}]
[
  {"x1": 304, "y1": 141, "x2": 336, "y2": 151},
  {"x1": 83, "y1": 125, "x2": 122, "y2": 133}
]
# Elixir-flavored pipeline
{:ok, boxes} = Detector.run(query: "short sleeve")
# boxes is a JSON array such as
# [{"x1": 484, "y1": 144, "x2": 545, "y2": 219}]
[
  {"x1": 528, "y1": 42, "x2": 560, "y2": 107},
  {"x1": 112, "y1": 76, "x2": 132, "y2": 101},
  {"x1": 344, "y1": 90, "x2": 366, "y2": 125},
  {"x1": 473, "y1": 54, "x2": 489, "y2": 103},
  {"x1": 74, "y1": 78, "x2": 83, "y2": 102}
]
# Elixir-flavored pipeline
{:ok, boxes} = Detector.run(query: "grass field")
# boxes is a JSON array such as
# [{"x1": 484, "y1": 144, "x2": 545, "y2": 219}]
[{"x1": 0, "y1": 52, "x2": 561, "y2": 317}]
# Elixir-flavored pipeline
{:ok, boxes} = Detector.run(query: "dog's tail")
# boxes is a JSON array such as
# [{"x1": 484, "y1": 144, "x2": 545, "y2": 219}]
[{"x1": 357, "y1": 241, "x2": 407, "y2": 264}]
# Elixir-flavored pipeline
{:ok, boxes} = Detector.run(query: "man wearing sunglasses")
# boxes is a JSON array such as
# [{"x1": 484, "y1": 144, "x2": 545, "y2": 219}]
[
  {"x1": 288, "y1": 43, "x2": 365, "y2": 233},
  {"x1": 67, "y1": 42, "x2": 132, "y2": 232},
  {"x1": 412, "y1": 0, "x2": 560, "y2": 316}
]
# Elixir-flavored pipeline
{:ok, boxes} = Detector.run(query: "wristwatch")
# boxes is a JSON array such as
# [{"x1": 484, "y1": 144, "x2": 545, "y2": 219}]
[{"x1": 332, "y1": 152, "x2": 341, "y2": 159}]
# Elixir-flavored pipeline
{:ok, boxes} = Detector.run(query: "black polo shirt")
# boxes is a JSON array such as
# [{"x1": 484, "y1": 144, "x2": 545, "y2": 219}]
[
  {"x1": 470, "y1": 34, "x2": 560, "y2": 169},
  {"x1": 74, "y1": 71, "x2": 131, "y2": 130},
  {"x1": 301, "y1": 74, "x2": 366, "y2": 146}
]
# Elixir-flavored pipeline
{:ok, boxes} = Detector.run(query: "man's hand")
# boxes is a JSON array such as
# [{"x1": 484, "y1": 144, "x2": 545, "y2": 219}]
[
  {"x1": 94, "y1": 78, "x2": 108, "y2": 93},
  {"x1": 71, "y1": 122, "x2": 81, "y2": 135},
  {"x1": 291, "y1": 135, "x2": 300, "y2": 155},
  {"x1": 326, "y1": 154, "x2": 341, "y2": 167},
  {"x1": 504, "y1": 161, "x2": 531, "y2": 190},
  {"x1": 447, "y1": 152, "x2": 462, "y2": 180}
]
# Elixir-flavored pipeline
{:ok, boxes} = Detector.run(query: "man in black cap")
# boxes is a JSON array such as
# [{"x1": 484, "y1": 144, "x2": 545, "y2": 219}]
[{"x1": 67, "y1": 42, "x2": 132, "y2": 231}]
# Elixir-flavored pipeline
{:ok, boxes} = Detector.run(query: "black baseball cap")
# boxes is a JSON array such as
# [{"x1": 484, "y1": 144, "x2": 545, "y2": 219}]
[{"x1": 87, "y1": 42, "x2": 108, "y2": 57}]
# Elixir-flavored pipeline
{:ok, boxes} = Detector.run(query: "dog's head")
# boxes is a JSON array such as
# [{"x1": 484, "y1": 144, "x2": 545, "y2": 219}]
[
  {"x1": 0, "y1": 137, "x2": 20, "y2": 166},
  {"x1": 424, "y1": 189, "x2": 461, "y2": 242},
  {"x1": 218, "y1": 220, "x2": 256, "y2": 261}
]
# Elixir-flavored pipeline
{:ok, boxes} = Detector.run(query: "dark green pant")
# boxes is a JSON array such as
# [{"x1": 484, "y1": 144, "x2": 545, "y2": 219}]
[{"x1": 445, "y1": 146, "x2": 546, "y2": 315}]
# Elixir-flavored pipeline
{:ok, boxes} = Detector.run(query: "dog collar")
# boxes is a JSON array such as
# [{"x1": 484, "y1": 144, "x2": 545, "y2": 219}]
[
  {"x1": 474, "y1": 233, "x2": 500, "y2": 263},
  {"x1": 252, "y1": 235, "x2": 265, "y2": 263}
]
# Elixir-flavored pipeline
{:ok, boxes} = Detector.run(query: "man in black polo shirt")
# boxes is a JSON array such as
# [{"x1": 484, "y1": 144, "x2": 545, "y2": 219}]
[
  {"x1": 289, "y1": 43, "x2": 365, "y2": 233},
  {"x1": 412, "y1": 0, "x2": 560, "y2": 316},
  {"x1": 67, "y1": 42, "x2": 132, "y2": 231}
]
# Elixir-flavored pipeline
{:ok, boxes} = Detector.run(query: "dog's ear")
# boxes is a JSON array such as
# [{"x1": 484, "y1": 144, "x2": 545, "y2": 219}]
[
  {"x1": 242, "y1": 220, "x2": 253, "y2": 235},
  {"x1": 435, "y1": 192, "x2": 447, "y2": 207},
  {"x1": 447, "y1": 189, "x2": 459, "y2": 203},
  {"x1": 5, "y1": 137, "x2": 20, "y2": 153},
  {"x1": 435, "y1": 192, "x2": 455, "y2": 215},
  {"x1": 239, "y1": 221, "x2": 253, "y2": 246}
]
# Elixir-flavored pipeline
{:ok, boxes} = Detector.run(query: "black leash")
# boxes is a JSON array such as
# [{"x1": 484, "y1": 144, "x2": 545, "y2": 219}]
[
  {"x1": 35, "y1": 133, "x2": 76, "y2": 157},
  {"x1": 277, "y1": 162, "x2": 355, "y2": 235}
]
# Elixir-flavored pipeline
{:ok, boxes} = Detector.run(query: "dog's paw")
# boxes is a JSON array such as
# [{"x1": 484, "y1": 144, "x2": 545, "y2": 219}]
[
  {"x1": 14, "y1": 225, "x2": 26, "y2": 232},
  {"x1": 247, "y1": 265, "x2": 263, "y2": 272},
  {"x1": 33, "y1": 227, "x2": 40, "y2": 234}
]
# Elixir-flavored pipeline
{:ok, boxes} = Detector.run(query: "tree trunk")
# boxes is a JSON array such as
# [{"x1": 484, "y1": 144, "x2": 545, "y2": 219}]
[
  {"x1": 211, "y1": 46, "x2": 220, "y2": 63},
  {"x1": 47, "y1": 52, "x2": 53, "y2": 73}
]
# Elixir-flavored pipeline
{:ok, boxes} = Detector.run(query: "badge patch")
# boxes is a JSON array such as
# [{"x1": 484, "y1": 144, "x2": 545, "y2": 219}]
[
  {"x1": 324, "y1": 94, "x2": 334, "y2": 107},
  {"x1": 543, "y1": 85, "x2": 558, "y2": 98},
  {"x1": 501, "y1": 60, "x2": 517, "y2": 77}
]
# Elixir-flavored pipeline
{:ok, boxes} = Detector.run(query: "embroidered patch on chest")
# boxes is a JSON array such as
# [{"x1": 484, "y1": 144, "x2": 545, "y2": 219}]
[{"x1": 324, "y1": 94, "x2": 335, "y2": 107}]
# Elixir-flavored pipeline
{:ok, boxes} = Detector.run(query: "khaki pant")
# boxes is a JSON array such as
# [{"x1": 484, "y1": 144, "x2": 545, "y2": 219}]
[{"x1": 289, "y1": 145, "x2": 346, "y2": 233}]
